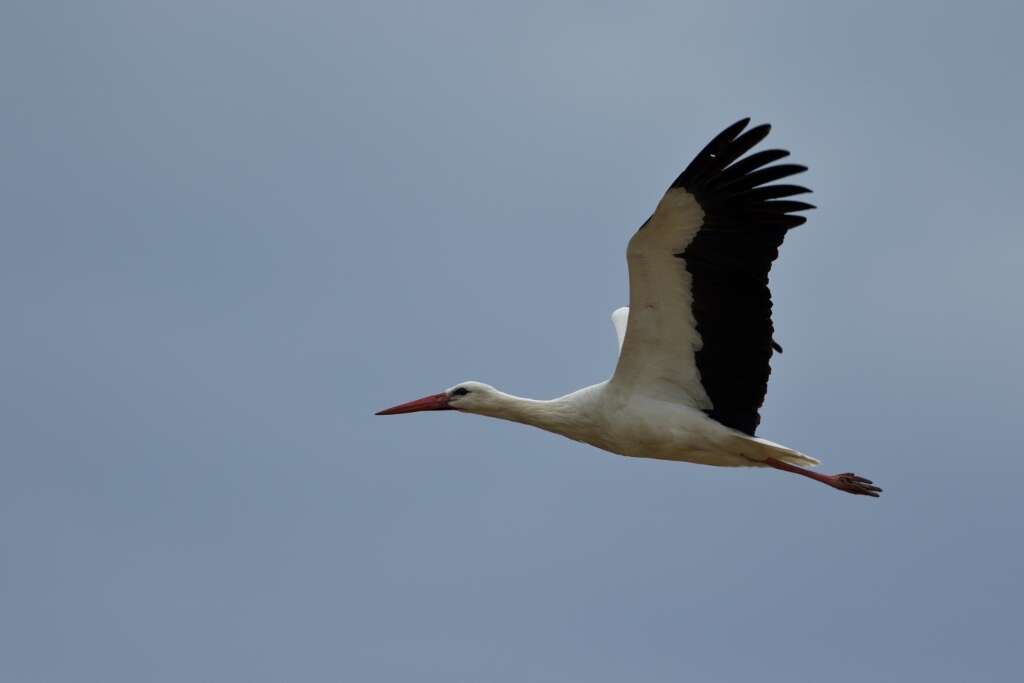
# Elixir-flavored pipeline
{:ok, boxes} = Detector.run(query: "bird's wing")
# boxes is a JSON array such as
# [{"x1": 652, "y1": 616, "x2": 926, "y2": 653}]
[
  {"x1": 611, "y1": 307, "x2": 629, "y2": 352},
  {"x1": 609, "y1": 118, "x2": 813, "y2": 435}
]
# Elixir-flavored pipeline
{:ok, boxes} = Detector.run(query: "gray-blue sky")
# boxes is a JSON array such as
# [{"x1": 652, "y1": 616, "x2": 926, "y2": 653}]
[{"x1": 3, "y1": 1, "x2": 1023, "y2": 681}]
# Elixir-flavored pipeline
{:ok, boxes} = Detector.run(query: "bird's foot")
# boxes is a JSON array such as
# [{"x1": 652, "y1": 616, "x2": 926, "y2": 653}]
[
  {"x1": 827, "y1": 473, "x2": 882, "y2": 497},
  {"x1": 764, "y1": 458, "x2": 882, "y2": 498}
]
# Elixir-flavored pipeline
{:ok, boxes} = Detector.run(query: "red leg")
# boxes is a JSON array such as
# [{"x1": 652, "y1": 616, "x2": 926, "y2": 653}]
[{"x1": 765, "y1": 458, "x2": 882, "y2": 497}]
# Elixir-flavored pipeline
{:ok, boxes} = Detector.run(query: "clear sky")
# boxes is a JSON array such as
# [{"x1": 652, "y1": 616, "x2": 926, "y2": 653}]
[{"x1": 3, "y1": 1, "x2": 1023, "y2": 681}]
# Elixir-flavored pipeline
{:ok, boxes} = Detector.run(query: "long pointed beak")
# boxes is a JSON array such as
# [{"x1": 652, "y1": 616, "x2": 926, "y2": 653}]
[{"x1": 375, "y1": 391, "x2": 452, "y2": 415}]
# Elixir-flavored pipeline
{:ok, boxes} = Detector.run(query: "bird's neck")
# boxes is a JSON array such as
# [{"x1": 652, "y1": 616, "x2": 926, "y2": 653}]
[{"x1": 479, "y1": 390, "x2": 592, "y2": 438}]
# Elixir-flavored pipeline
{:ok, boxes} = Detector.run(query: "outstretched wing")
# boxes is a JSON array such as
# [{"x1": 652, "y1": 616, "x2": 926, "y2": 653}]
[{"x1": 610, "y1": 118, "x2": 813, "y2": 435}]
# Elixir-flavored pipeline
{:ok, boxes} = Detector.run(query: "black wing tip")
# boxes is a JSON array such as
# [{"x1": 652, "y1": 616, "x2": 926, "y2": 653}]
[
  {"x1": 723, "y1": 117, "x2": 774, "y2": 143},
  {"x1": 747, "y1": 122, "x2": 771, "y2": 137},
  {"x1": 743, "y1": 184, "x2": 813, "y2": 200},
  {"x1": 672, "y1": 119, "x2": 813, "y2": 230},
  {"x1": 673, "y1": 117, "x2": 757, "y2": 189},
  {"x1": 764, "y1": 200, "x2": 816, "y2": 211},
  {"x1": 729, "y1": 117, "x2": 752, "y2": 132}
]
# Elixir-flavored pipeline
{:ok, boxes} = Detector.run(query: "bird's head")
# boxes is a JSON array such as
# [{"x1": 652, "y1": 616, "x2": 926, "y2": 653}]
[{"x1": 375, "y1": 381, "x2": 499, "y2": 416}]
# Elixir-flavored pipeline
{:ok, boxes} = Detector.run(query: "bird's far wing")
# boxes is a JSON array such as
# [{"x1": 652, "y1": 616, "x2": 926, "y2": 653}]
[
  {"x1": 611, "y1": 307, "x2": 629, "y2": 352},
  {"x1": 610, "y1": 118, "x2": 813, "y2": 435}
]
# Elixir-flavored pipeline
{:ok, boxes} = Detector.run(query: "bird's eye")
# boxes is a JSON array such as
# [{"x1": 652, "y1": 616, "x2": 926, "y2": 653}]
[{"x1": 452, "y1": 387, "x2": 470, "y2": 396}]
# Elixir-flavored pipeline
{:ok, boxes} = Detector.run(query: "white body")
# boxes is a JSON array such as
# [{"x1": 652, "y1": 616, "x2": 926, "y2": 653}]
[{"x1": 456, "y1": 375, "x2": 815, "y2": 470}]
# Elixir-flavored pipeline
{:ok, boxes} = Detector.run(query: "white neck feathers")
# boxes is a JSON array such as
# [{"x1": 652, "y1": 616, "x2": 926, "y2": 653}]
[{"x1": 470, "y1": 388, "x2": 598, "y2": 439}]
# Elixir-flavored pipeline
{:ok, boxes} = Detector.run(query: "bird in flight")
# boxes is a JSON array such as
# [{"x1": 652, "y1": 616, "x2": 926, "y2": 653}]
[{"x1": 377, "y1": 118, "x2": 881, "y2": 497}]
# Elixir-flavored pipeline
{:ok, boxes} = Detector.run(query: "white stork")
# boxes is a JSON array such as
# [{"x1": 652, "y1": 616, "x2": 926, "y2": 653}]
[{"x1": 377, "y1": 119, "x2": 880, "y2": 497}]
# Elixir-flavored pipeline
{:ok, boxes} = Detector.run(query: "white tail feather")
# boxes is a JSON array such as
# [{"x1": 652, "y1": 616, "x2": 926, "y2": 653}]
[{"x1": 728, "y1": 433, "x2": 820, "y2": 467}]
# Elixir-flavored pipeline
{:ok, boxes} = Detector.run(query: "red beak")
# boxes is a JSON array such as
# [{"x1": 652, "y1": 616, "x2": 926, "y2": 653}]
[{"x1": 375, "y1": 391, "x2": 452, "y2": 415}]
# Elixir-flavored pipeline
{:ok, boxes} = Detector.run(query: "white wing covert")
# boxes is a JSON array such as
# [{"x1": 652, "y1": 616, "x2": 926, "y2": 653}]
[{"x1": 611, "y1": 307, "x2": 629, "y2": 352}]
